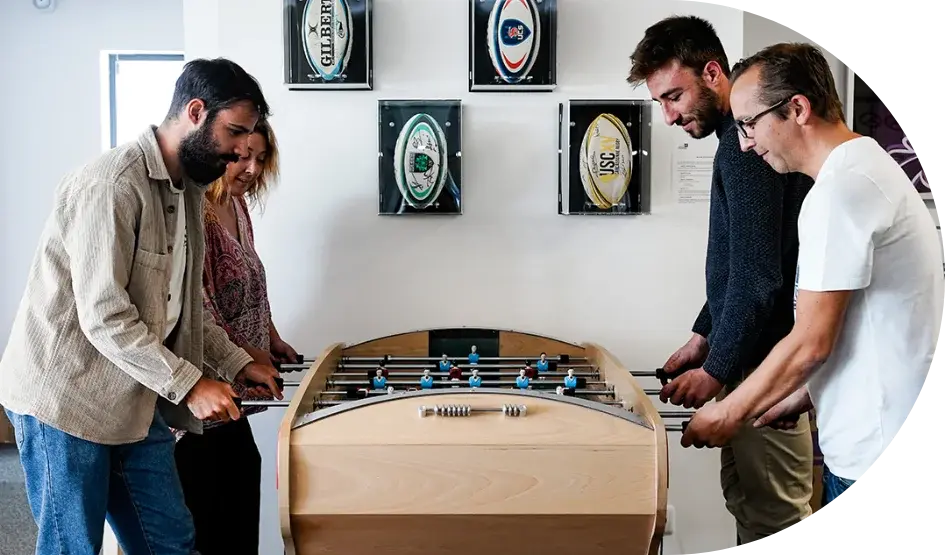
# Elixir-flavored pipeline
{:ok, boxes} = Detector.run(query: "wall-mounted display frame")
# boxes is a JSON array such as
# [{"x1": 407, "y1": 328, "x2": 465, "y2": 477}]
[
  {"x1": 283, "y1": 0, "x2": 373, "y2": 90},
  {"x1": 468, "y1": 0, "x2": 557, "y2": 92},
  {"x1": 378, "y1": 100, "x2": 463, "y2": 215},
  {"x1": 558, "y1": 99, "x2": 651, "y2": 215}
]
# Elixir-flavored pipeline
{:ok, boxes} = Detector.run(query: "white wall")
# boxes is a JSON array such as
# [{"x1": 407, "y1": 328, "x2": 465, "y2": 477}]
[
  {"x1": 185, "y1": 1, "x2": 743, "y2": 553},
  {"x1": 742, "y1": 11, "x2": 847, "y2": 111},
  {"x1": 0, "y1": 0, "x2": 184, "y2": 342}
]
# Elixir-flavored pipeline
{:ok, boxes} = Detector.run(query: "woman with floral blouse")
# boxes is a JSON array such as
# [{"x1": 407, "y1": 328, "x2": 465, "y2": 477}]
[{"x1": 174, "y1": 118, "x2": 297, "y2": 555}]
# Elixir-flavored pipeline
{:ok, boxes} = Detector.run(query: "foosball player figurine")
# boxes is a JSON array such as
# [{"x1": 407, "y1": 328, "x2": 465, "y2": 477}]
[
  {"x1": 469, "y1": 368, "x2": 482, "y2": 388},
  {"x1": 372, "y1": 369, "x2": 387, "y2": 390},
  {"x1": 420, "y1": 369, "x2": 434, "y2": 389},
  {"x1": 367, "y1": 359, "x2": 389, "y2": 380},
  {"x1": 438, "y1": 354, "x2": 450, "y2": 372},
  {"x1": 537, "y1": 352, "x2": 549, "y2": 374},
  {"x1": 448, "y1": 364, "x2": 463, "y2": 381},
  {"x1": 564, "y1": 368, "x2": 578, "y2": 391},
  {"x1": 468, "y1": 345, "x2": 479, "y2": 365},
  {"x1": 522, "y1": 361, "x2": 537, "y2": 379},
  {"x1": 516, "y1": 369, "x2": 530, "y2": 390}
]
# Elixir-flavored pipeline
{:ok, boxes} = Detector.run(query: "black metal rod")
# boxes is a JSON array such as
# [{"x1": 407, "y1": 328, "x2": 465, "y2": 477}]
[{"x1": 659, "y1": 411, "x2": 696, "y2": 419}]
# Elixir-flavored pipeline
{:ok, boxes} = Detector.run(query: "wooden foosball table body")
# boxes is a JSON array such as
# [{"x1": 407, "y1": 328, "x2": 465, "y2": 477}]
[{"x1": 278, "y1": 328, "x2": 669, "y2": 555}]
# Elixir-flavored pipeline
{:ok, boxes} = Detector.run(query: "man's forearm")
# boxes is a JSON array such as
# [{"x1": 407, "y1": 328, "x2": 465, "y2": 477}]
[{"x1": 723, "y1": 331, "x2": 825, "y2": 421}]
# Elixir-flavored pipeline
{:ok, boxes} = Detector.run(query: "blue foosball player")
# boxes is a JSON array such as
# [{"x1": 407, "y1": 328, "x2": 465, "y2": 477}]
[
  {"x1": 469, "y1": 368, "x2": 482, "y2": 388},
  {"x1": 438, "y1": 354, "x2": 450, "y2": 372},
  {"x1": 372, "y1": 369, "x2": 387, "y2": 390},
  {"x1": 564, "y1": 368, "x2": 577, "y2": 390},
  {"x1": 537, "y1": 352, "x2": 549, "y2": 373},
  {"x1": 516, "y1": 369, "x2": 530, "y2": 389},
  {"x1": 420, "y1": 369, "x2": 434, "y2": 389},
  {"x1": 468, "y1": 345, "x2": 479, "y2": 365}
]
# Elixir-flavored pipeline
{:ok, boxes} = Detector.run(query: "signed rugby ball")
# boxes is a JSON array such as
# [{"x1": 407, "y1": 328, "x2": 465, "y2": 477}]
[
  {"x1": 487, "y1": 0, "x2": 541, "y2": 84},
  {"x1": 394, "y1": 113, "x2": 449, "y2": 209},
  {"x1": 578, "y1": 113, "x2": 633, "y2": 209},
  {"x1": 302, "y1": 0, "x2": 354, "y2": 81}
]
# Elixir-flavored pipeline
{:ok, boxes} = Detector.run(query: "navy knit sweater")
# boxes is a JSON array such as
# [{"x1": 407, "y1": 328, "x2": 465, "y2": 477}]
[{"x1": 692, "y1": 113, "x2": 813, "y2": 385}]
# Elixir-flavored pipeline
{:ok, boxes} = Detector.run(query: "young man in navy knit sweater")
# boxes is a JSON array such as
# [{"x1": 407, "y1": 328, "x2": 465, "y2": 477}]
[{"x1": 628, "y1": 16, "x2": 814, "y2": 544}]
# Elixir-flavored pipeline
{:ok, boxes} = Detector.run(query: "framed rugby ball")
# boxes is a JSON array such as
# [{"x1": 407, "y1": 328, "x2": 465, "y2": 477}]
[
  {"x1": 378, "y1": 100, "x2": 462, "y2": 215},
  {"x1": 558, "y1": 100, "x2": 651, "y2": 215},
  {"x1": 468, "y1": 0, "x2": 557, "y2": 91},
  {"x1": 283, "y1": 0, "x2": 373, "y2": 90}
]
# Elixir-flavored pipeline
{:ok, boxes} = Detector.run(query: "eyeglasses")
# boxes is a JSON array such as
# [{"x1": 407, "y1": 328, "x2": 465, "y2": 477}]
[{"x1": 734, "y1": 96, "x2": 793, "y2": 138}]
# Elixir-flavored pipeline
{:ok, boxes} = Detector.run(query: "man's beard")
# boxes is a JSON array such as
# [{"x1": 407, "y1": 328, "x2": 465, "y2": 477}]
[
  {"x1": 683, "y1": 83, "x2": 724, "y2": 139},
  {"x1": 178, "y1": 120, "x2": 237, "y2": 186}
]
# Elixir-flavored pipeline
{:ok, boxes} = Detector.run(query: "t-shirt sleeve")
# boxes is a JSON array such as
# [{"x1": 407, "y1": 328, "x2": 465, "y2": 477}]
[{"x1": 797, "y1": 171, "x2": 894, "y2": 292}]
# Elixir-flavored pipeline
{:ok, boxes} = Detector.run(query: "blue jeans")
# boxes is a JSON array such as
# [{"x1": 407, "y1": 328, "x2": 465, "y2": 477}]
[
  {"x1": 822, "y1": 465, "x2": 856, "y2": 506},
  {"x1": 5, "y1": 408, "x2": 198, "y2": 555}
]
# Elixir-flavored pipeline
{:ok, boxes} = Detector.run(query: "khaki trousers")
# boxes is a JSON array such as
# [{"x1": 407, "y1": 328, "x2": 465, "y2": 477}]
[{"x1": 717, "y1": 381, "x2": 814, "y2": 544}]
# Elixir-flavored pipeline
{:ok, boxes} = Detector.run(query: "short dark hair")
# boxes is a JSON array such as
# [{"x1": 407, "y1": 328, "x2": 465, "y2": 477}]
[
  {"x1": 628, "y1": 15, "x2": 730, "y2": 85},
  {"x1": 731, "y1": 43, "x2": 844, "y2": 123},
  {"x1": 165, "y1": 57, "x2": 270, "y2": 122}
]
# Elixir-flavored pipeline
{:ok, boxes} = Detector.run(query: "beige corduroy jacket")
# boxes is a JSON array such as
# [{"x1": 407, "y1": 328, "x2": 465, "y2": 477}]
[{"x1": 0, "y1": 126, "x2": 252, "y2": 444}]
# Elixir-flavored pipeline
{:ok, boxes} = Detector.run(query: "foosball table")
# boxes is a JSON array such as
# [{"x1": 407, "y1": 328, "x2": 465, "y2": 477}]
[{"x1": 268, "y1": 327, "x2": 693, "y2": 555}]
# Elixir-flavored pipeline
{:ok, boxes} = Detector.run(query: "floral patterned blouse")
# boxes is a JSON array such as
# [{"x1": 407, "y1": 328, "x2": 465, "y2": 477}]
[{"x1": 199, "y1": 195, "x2": 274, "y2": 426}]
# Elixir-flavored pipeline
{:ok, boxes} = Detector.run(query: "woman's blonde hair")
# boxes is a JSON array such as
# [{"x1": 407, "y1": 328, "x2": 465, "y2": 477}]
[{"x1": 205, "y1": 118, "x2": 280, "y2": 211}]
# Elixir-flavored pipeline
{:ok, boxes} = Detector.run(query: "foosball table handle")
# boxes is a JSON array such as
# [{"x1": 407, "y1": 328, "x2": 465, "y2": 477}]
[
  {"x1": 231, "y1": 377, "x2": 285, "y2": 409},
  {"x1": 655, "y1": 366, "x2": 695, "y2": 386},
  {"x1": 418, "y1": 404, "x2": 528, "y2": 418}
]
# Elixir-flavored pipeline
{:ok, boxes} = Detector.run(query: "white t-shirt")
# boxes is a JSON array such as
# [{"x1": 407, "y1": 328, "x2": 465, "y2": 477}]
[
  {"x1": 164, "y1": 186, "x2": 187, "y2": 341},
  {"x1": 795, "y1": 136, "x2": 943, "y2": 480}
]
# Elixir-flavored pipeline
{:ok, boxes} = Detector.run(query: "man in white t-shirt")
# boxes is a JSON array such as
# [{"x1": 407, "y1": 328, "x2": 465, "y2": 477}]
[{"x1": 680, "y1": 42, "x2": 943, "y2": 507}]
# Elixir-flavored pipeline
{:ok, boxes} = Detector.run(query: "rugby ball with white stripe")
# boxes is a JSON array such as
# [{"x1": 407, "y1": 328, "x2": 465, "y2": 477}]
[
  {"x1": 302, "y1": 0, "x2": 354, "y2": 81},
  {"x1": 487, "y1": 0, "x2": 541, "y2": 84},
  {"x1": 579, "y1": 114, "x2": 633, "y2": 209},
  {"x1": 394, "y1": 113, "x2": 449, "y2": 209}
]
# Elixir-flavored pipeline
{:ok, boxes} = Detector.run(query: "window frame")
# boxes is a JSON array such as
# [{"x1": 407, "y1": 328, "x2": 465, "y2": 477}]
[{"x1": 104, "y1": 51, "x2": 185, "y2": 150}]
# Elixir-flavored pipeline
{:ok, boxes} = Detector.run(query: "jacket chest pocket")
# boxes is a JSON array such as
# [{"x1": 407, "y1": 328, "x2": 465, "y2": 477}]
[{"x1": 128, "y1": 248, "x2": 169, "y2": 336}]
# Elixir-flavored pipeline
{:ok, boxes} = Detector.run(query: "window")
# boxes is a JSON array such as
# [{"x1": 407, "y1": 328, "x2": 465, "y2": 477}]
[{"x1": 103, "y1": 52, "x2": 184, "y2": 150}]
